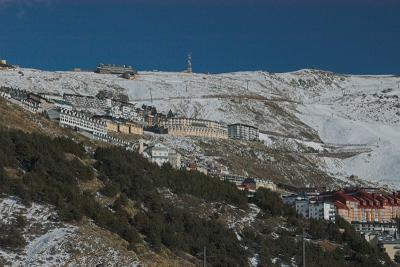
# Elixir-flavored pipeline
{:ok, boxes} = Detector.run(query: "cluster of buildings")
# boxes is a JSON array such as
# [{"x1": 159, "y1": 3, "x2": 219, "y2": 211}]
[
  {"x1": 139, "y1": 104, "x2": 168, "y2": 127},
  {"x1": 283, "y1": 188, "x2": 400, "y2": 262},
  {"x1": 110, "y1": 103, "x2": 142, "y2": 122},
  {"x1": 0, "y1": 87, "x2": 56, "y2": 114},
  {"x1": 64, "y1": 94, "x2": 112, "y2": 110},
  {"x1": 220, "y1": 174, "x2": 277, "y2": 195},
  {"x1": 284, "y1": 189, "x2": 400, "y2": 225},
  {"x1": 62, "y1": 94, "x2": 168, "y2": 128},
  {"x1": 2, "y1": 86, "x2": 262, "y2": 144},
  {"x1": 137, "y1": 140, "x2": 277, "y2": 196},
  {"x1": 1, "y1": 86, "x2": 269, "y2": 199}
]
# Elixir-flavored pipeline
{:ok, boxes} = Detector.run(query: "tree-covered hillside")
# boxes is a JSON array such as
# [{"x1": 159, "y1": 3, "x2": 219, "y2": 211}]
[{"x1": 0, "y1": 128, "x2": 394, "y2": 266}]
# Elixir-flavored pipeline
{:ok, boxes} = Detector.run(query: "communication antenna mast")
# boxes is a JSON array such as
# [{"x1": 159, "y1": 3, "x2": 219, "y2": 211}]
[{"x1": 187, "y1": 53, "x2": 192, "y2": 73}]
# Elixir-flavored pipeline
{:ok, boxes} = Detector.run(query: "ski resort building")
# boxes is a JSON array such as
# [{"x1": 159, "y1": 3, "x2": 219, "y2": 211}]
[
  {"x1": 63, "y1": 94, "x2": 112, "y2": 110},
  {"x1": 220, "y1": 174, "x2": 277, "y2": 192},
  {"x1": 285, "y1": 189, "x2": 400, "y2": 226},
  {"x1": 0, "y1": 88, "x2": 55, "y2": 113},
  {"x1": 228, "y1": 123, "x2": 259, "y2": 141},
  {"x1": 333, "y1": 190, "x2": 400, "y2": 224},
  {"x1": 95, "y1": 64, "x2": 137, "y2": 75},
  {"x1": 295, "y1": 198, "x2": 336, "y2": 222},
  {"x1": 59, "y1": 109, "x2": 107, "y2": 137},
  {"x1": 0, "y1": 59, "x2": 16, "y2": 69},
  {"x1": 140, "y1": 142, "x2": 181, "y2": 169},
  {"x1": 160, "y1": 117, "x2": 228, "y2": 139},
  {"x1": 105, "y1": 119, "x2": 143, "y2": 136},
  {"x1": 20, "y1": 98, "x2": 42, "y2": 113}
]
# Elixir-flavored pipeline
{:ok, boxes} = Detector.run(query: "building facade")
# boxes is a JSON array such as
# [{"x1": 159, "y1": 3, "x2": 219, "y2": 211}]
[
  {"x1": 220, "y1": 174, "x2": 277, "y2": 192},
  {"x1": 161, "y1": 117, "x2": 228, "y2": 139},
  {"x1": 63, "y1": 94, "x2": 112, "y2": 110},
  {"x1": 96, "y1": 64, "x2": 137, "y2": 75},
  {"x1": 106, "y1": 119, "x2": 143, "y2": 136},
  {"x1": 59, "y1": 109, "x2": 107, "y2": 137},
  {"x1": 141, "y1": 142, "x2": 181, "y2": 169},
  {"x1": 228, "y1": 123, "x2": 259, "y2": 141},
  {"x1": 253, "y1": 178, "x2": 277, "y2": 191},
  {"x1": 294, "y1": 198, "x2": 336, "y2": 222},
  {"x1": 332, "y1": 190, "x2": 400, "y2": 224},
  {"x1": 287, "y1": 189, "x2": 400, "y2": 226}
]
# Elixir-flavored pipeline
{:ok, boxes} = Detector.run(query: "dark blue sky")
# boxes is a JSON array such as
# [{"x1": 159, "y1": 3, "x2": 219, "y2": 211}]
[{"x1": 0, "y1": 0, "x2": 399, "y2": 74}]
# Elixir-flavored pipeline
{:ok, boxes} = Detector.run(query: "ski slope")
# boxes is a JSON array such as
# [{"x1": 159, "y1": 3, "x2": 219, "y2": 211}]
[{"x1": 0, "y1": 67, "x2": 399, "y2": 187}]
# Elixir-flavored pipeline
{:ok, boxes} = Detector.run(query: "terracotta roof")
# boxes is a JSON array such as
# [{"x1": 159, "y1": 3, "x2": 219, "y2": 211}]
[
  {"x1": 335, "y1": 191, "x2": 358, "y2": 202},
  {"x1": 335, "y1": 200, "x2": 349, "y2": 210}
]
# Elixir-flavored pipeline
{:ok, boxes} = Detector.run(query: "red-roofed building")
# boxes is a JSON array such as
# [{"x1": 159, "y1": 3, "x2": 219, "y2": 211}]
[{"x1": 332, "y1": 189, "x2": 400, "y2": 224}]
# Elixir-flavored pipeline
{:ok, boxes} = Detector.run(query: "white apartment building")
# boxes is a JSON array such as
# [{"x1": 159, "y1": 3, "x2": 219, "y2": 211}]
[
  {"x1": 59, "y1": 109, "x2": 107, "y2": 137},
  {"x1": 295, "y1": 197, "x2": 336, "y2": 222},
  {"x1": 228, "y1": 123, "x2": 259, "y2": 141},
  {"x1": 148, "y1": 143, "x2": 169, "y2": 166},
  {"x1": 141, "y1": 142, "x2": 181, "y2": 169}
]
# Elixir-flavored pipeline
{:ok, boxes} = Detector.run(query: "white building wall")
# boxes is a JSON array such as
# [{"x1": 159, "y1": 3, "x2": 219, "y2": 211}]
[
  {"x1": 59, "y1": 110, "x2": 107, "y2": 136},
  {"x1": 296, "y1": 199, "x2": 310, "y2": 219},
  {"x1": 228, "y1": 124, "x2": 259, "y2": 141},
  {"x1": 295, "y1": 199, "x2": 335, "y2": 222}
]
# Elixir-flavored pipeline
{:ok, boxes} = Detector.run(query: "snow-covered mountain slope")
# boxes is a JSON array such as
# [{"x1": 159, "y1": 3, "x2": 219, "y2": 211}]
[
  {"x1": 0, "y1": 196, "x2": 76, "y2": 266},
  {"x1": 0, "y1": 196, "x2": 142, "y2": 266},
  {"x1": 0, "y1": 194, "x2": 194, "y2": 266},
  {"x1": 0, "y1": 68, "x2": 399, "y2": 187}
]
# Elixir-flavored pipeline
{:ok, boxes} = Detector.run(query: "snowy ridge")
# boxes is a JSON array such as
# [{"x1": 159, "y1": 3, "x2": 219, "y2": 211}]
[{"x1": 0, "y1": 67, "x2": 399, "y2": 186}]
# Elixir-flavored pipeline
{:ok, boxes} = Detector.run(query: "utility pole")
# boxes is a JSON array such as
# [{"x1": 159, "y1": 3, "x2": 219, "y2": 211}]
[
  {"x1": 203, "y1": 246, "x2": 207, "y2": 267},
  {"x1": 149, "y1": 88, "x2": 153, "y2": 103},
  {"x1": 302, "y1": 228, "x2": 306, "y2": 267}
]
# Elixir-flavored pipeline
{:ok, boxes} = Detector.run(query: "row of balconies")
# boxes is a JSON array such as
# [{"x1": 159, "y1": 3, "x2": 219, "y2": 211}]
[
  {"x1": 60, "y1": 115, "x2": 107, "y2": 134},
  {"x1": 168, "y1": 126, "x2": 228, "y2": 138},
  {"x1": 163, "y1": 118, "x2": 226, "y2": 130}
]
